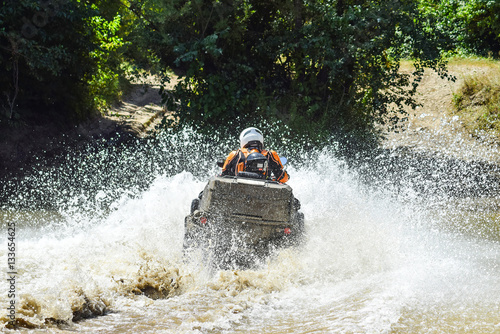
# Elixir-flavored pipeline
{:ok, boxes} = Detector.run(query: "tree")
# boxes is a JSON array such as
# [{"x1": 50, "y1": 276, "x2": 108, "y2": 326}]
[
  {"x1": 131, "y1": 0, "x2": 450, "y2": 141},
  {"x1": 419, "y1": 0, "x2": 500, "y2": 57},
  {"x1": 0, "y1": 0, "x2": 129, "y2": 126}
]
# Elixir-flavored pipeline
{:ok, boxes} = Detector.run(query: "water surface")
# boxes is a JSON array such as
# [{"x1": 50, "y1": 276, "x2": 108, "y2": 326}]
[{"x1": 1, "y1": 130, "x2": 499, "y2": 333}]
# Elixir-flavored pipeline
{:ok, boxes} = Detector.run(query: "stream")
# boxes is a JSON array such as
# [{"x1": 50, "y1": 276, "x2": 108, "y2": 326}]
[{"x1": 1, "y1": 128, "x2": 499, "y2": 333}]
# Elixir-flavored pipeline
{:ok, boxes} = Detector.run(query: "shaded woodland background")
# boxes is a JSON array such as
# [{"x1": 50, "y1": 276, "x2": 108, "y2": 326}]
[{"x1": 1, "y1": 0, "x2": 499, "y2": 143}]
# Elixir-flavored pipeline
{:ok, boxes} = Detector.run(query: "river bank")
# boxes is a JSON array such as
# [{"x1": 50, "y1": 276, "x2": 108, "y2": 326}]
[
  {"x1": 1, "y1": 60, "x2": 499, "y2": 182},
  {"x1": 384, "y1": 59, "x2": 500, "y2": 163},
  {"x1": 0, "y1": 78, "x2": 165, "y2": 180}
]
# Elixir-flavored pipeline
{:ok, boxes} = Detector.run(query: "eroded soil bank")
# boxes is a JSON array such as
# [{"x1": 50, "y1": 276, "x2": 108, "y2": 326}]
[{"x1": 384, "y1": 61, "x2": 500, "y2": 163}]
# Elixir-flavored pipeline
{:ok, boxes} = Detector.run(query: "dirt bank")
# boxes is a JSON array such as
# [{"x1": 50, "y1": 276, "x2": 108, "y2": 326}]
[{"x1": 383, "y1": 61, "x2": 500, "y2": 164}]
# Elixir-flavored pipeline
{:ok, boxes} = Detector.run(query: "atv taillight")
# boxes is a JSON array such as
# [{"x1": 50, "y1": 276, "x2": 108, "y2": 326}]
[
  {"x1": 284, "y1": 227, "x2": 291, "y2": 235},
  {"x1": 200, "y1": 217, "x2": 207, "y2": 225}
]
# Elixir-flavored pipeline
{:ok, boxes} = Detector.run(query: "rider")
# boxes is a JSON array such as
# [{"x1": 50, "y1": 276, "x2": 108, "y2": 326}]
[{"x1": 221, "y1": 127, "x2": 289, "y2": 183}]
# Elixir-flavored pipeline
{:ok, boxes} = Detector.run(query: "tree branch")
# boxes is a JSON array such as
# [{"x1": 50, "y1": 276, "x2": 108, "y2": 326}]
[
  {"x1": 119, "y1": 0, "x2": 161, "y2": 32},
  {"x1": 4, "y1": 35, "x2": 20, "y2": 119}
]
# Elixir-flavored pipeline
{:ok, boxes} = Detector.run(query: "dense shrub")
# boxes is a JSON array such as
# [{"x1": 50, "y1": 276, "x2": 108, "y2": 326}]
[{"x1": 5, "y1": 0, "x2": 500, "y2": 144}]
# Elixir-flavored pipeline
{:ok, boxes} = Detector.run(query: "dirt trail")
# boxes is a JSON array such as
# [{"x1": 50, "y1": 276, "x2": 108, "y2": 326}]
[
  {"x1": 104, "y1": 76, "x2": 168, "y2": 136},
  {"x1": 0, "y1": 77, "x2": 168, "y2": 178}
]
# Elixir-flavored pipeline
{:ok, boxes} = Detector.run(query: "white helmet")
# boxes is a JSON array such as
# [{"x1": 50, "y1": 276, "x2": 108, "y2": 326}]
[{"x1": 239, "y1": 127, "x2": 264, "y2": 148}]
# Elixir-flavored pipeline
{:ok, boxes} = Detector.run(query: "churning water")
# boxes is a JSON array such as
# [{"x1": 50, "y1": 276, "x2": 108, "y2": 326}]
[{"x1": 1, "y1": 129, "x2": 499, "y2": 333}]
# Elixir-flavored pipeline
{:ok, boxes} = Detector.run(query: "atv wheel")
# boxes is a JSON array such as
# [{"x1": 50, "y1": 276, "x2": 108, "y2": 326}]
[{"x1": 190, "y1": 198, "x2": 200, "y2": 214}]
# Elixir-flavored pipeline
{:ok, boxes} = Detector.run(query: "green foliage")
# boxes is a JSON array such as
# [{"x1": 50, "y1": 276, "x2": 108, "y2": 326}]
[
  {"x1": 0, "y1": 1, "x2": 87, "y2": 124},
  {"x1": 0, "y1": 0, "x2": 135, "y2": 126},
  {"x1": 86, "y1": 13, "x2": 127, "y2": 112},
  {"x1": 419, "y1": 0, "x2": 500, "y2": 57},
  {"x1": 6, "y1": 0, "x2": 499, "y2": 147},
  {"x1": 135, "y1": 0, "x2": 450, "y2": 142}
]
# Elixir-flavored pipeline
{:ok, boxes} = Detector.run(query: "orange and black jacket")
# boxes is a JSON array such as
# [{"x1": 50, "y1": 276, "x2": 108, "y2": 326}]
[{"x1": 221, "y1": 147, "x2": 289, "y2": 183}]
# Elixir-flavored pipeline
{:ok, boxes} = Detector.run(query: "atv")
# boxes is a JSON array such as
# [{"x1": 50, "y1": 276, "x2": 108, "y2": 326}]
[{"x1": 183, "y1": 169, "x2": 305, "y2": 270}]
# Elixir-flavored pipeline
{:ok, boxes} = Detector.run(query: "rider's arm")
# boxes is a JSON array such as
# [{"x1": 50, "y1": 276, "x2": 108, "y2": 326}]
[
  {"x1": 267, "y1": 150, "x2": 289, "y2": 183},
  {"x1": 221, "y1": 150, "x2": 239, "y2": 176}
]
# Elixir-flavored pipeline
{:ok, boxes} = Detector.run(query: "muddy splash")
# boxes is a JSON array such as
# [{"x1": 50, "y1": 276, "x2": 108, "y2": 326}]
[{"x1": 1, "y1": 129, "x2": 499, "y2": 333}]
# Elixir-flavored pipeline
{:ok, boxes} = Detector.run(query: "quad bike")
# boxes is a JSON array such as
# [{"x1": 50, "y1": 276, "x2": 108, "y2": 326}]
[{"x1": 183, "y1": 168, "x2": 305, "y2": 270}]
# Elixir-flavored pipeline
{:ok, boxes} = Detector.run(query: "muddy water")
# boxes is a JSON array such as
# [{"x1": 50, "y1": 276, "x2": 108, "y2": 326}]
[{"x1": 1, "y1": 130, "x2": 499, "y2": 333}]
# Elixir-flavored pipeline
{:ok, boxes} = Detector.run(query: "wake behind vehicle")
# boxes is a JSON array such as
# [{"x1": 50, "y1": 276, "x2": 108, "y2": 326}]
[{"x1": 183, "y1": 168, "x2": 305, "y2": 270}]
